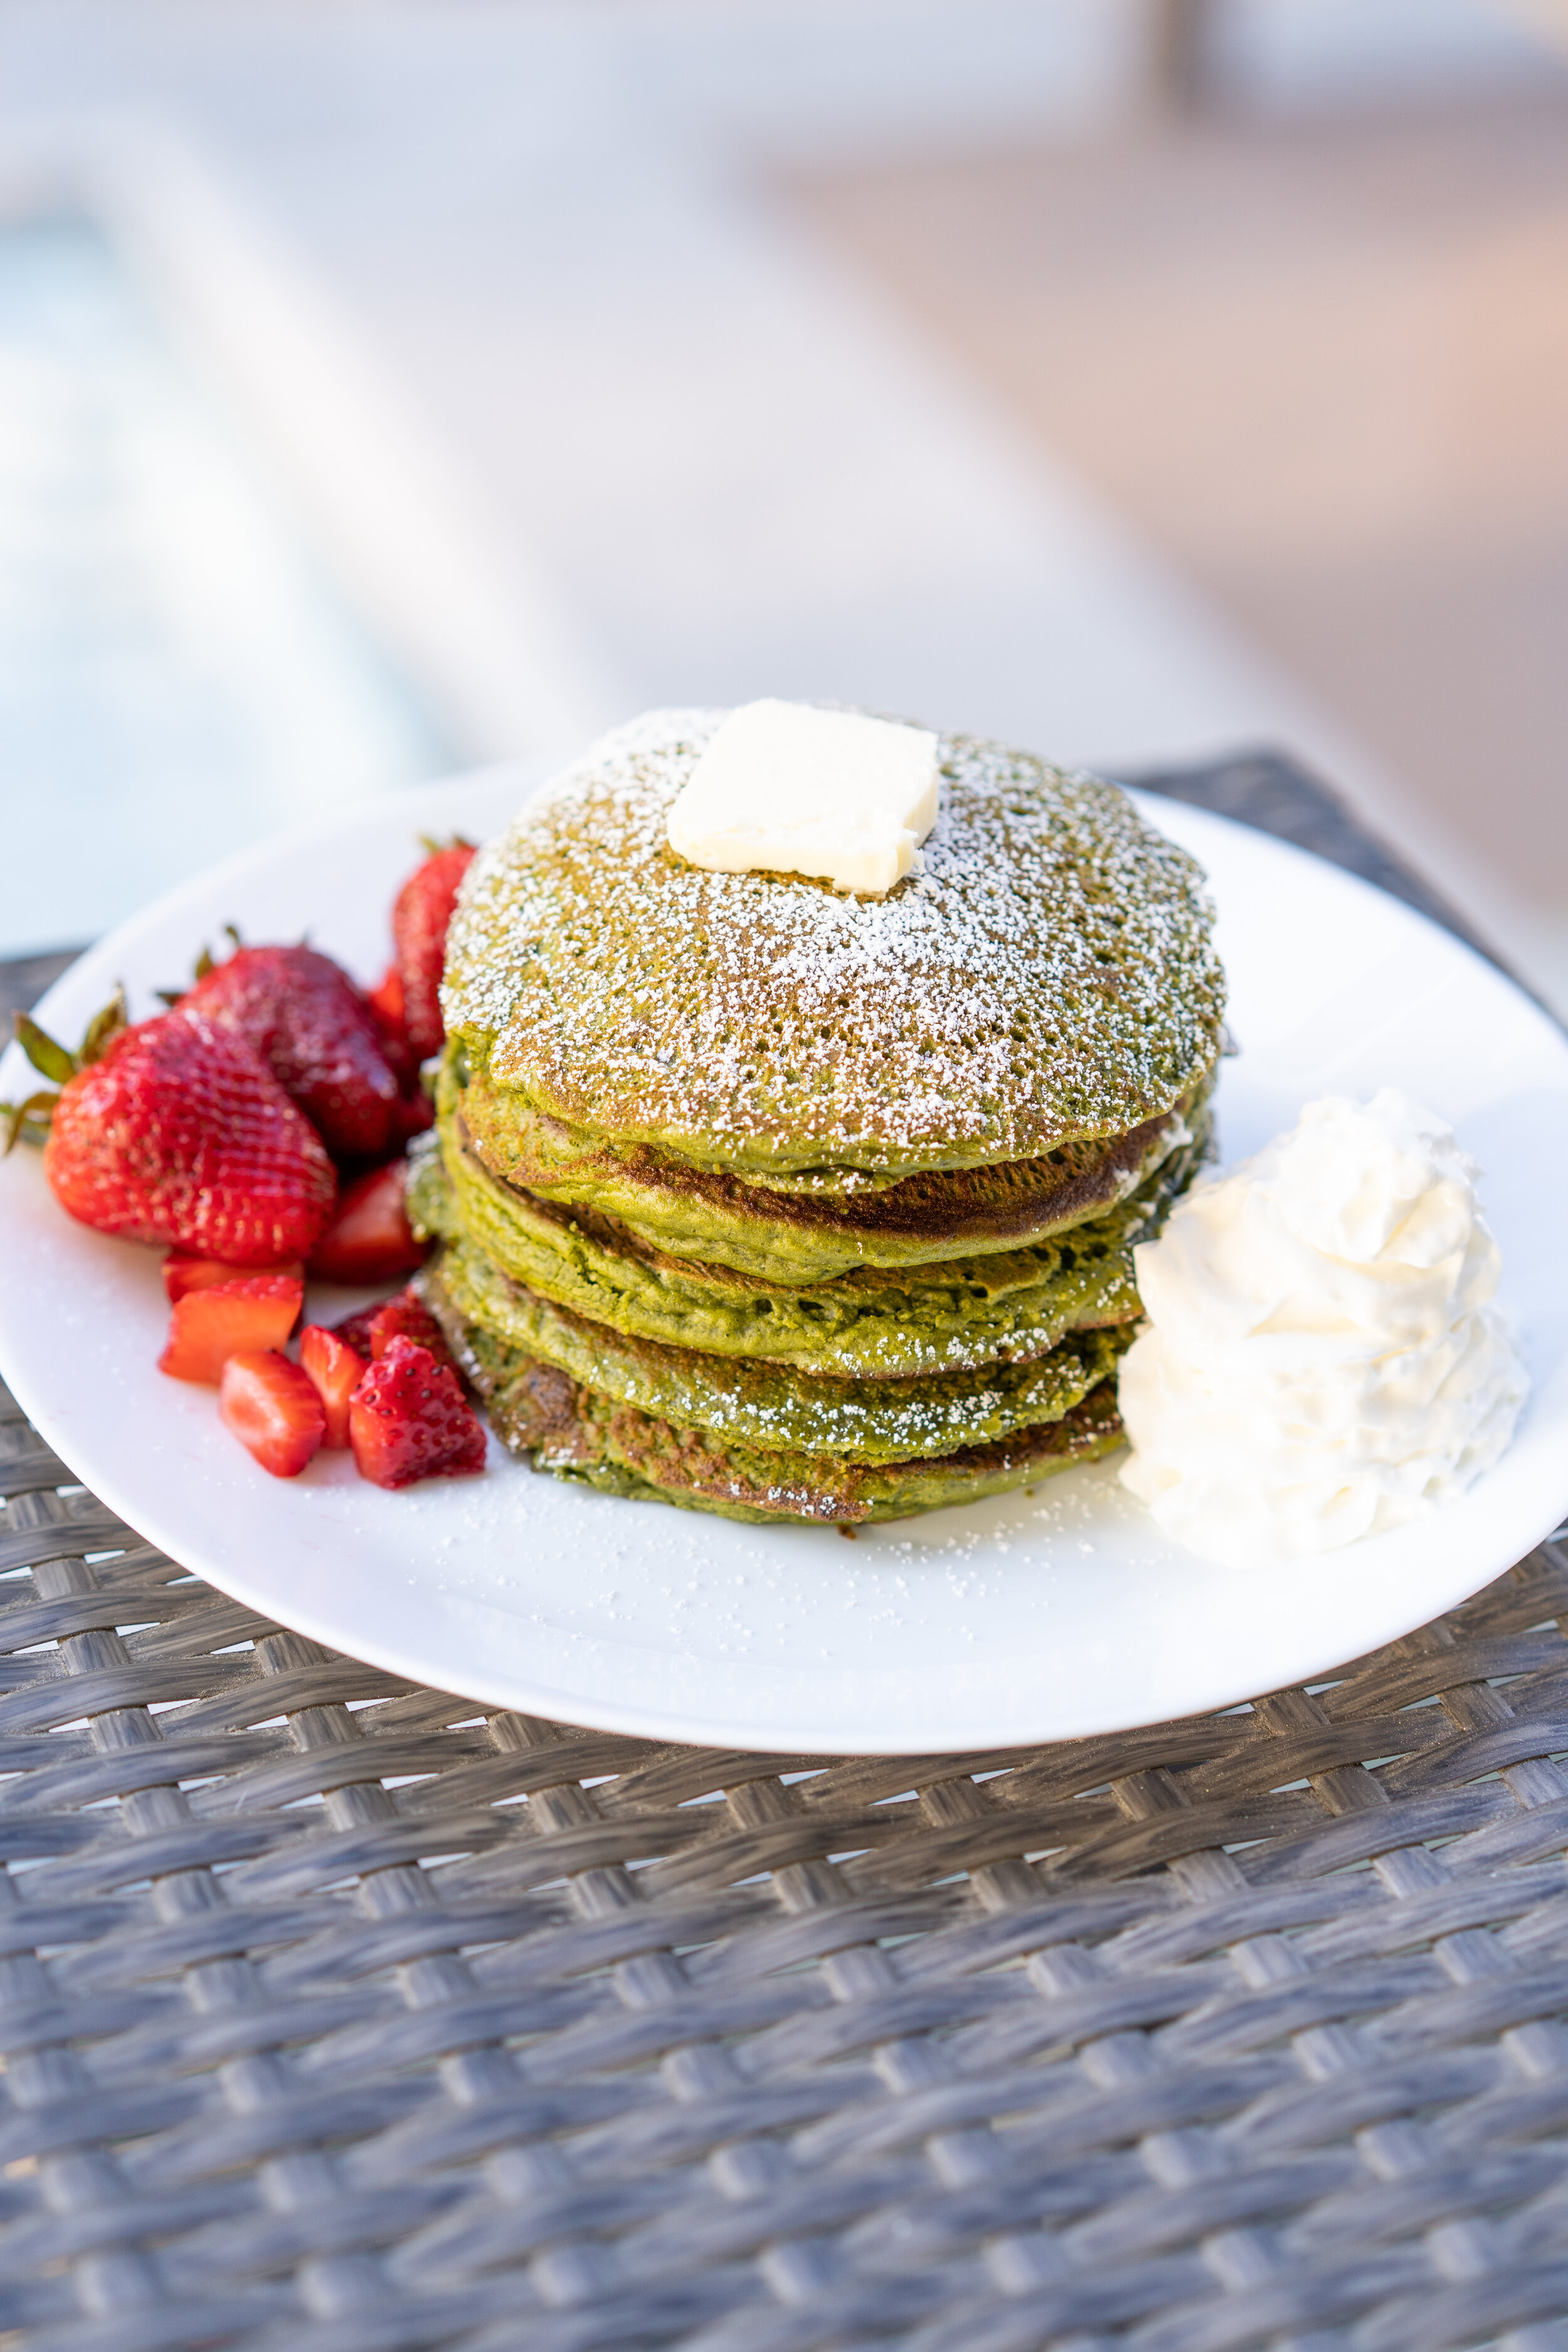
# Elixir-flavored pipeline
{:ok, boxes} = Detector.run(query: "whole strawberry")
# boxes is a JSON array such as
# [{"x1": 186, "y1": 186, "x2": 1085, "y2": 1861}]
[
  {"x1": 180, "y1": 943, "x2": 400, "y2": 1161},
  {"x1": 393, "y1": 839, "x2": 475, "y2": 1064},
  {"x1": 45, "y1": 1009, "x2": 336, "y2": 1265}
]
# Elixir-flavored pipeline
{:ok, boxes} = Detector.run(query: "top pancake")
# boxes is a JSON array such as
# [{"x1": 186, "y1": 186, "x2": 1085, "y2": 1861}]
[{"x1": 443, "y1": 707, "x2": 1226, "y2": 1181}]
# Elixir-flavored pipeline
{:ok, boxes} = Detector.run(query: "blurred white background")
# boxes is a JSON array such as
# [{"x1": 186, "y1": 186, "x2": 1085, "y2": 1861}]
[{"x1": 1, "y1": 0, "x2": 1565, "y2": 1009}]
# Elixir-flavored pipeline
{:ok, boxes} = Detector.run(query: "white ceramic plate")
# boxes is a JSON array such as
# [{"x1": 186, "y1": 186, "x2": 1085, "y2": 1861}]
[{"x1": 3, "y1": 770, "x2": 1567, "y2": 1754}]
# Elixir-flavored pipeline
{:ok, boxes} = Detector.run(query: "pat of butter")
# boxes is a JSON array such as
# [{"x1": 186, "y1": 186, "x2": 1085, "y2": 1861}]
[{"x1": 667, "y1": 700, "x2": 939, "y2": 894}]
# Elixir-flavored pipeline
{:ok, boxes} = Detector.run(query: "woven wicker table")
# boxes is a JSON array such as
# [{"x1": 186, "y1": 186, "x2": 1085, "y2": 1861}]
[{"x1": 4, "y1": 754, "x2": 1567, "y2": 2352}]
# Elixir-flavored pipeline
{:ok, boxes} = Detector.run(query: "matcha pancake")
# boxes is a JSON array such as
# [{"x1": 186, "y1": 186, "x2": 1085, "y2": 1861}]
[
  {"x1": 450, "y1": 1044, "x2": 1216, "y2": 1281},
  {"x1": 410, "y1": 1120, "x2": 1204, "y2": 1380},
  {"x1": 421, "y1": 1242, "x2": 1134, "y2": 1465},
  {"x1": 443, "y1": 708, "x2": 1226, "y2": 1183},
  {"x1": 440, "y1": 1307, "x2": 1126, "y2": 1525}
]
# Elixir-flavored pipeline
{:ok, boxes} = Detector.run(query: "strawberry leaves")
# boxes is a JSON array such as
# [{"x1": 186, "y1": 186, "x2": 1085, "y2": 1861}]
[
  {"x1": 2, "y1": 1089, "x2": 61, "y2": 1153},
  {"x1": 14, "y1": 1017, "x2": 76, "y2": 1087},
  {"x1": 2, "y1": 990, "x2": 128, "y2": 1153}
]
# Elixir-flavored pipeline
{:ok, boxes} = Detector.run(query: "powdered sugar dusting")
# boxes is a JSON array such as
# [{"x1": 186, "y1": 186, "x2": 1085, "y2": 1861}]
[{"x1": 443, "y1": 708, "x2": 1226, "y2": 1175}]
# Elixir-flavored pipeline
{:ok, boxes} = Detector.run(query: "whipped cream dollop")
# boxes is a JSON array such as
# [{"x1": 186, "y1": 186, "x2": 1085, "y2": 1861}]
[{"x1": 1118, "y1": 1089, "x2": 1527, "y2": 1567}]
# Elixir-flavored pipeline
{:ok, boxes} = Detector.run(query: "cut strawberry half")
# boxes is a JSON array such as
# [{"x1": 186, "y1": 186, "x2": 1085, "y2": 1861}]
[
  {"x1": 307, "y1": 1161, "x2": 430, "y2": 1285},
  {"x1": 159, "y1": 1275, "x2": 305, "y2": 1384},
  {"x1": 365, "y1": 1287, "x2": 458, "y2": 1374},
  {"x1": 367, "y1": 961, "x2": 406, "y2": 1033},
  {"x1": 393, "y1": 839, "x2": 476, "y2": 1063},
  {"x1": 365, "y1": 962, "x2": 430, "y2": 1129},
  {"x1": 348, "y1": 1336, "x2": 487, "y2": 1490},
  {"x1": 164, "y1": 1251, "x2": 304, "y2": 1303},
  {"x1": 299, "y1": 1323, "x2": 369, "y2": 1448},
  {"x1": 220, "y1": 1350, "x2": 326, "y2": 1477},
  {"x1": 366, "y1": 961, "x2": 410, "y2": 1073}
]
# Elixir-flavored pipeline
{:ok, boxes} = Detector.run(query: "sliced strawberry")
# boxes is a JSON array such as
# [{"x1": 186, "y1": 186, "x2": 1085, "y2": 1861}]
[
  {"x1": 299, "y1": 1324, "x2": 369, "y2": 1448},
  {"x1": 366, "y1": 1287, "x2": 458, "y2": 1373},
  {"x1": 327, "y1": 1288, "x2": 452, "y2": 1368},
  {"x1": 393, "y1": 840, "x2": 476, "y2": 1063},
  {"x1": 331, "y1": 1300, "x2": 392, "y2": 1355},
  {"x1": 307, "y1": 1161, "x2": 429, "y2": 1285},
  {"x1": 349, "y1": 1337, "x2": 486, "y2": 1490},
  {"x1": 159, "y1": 1276, "x2": 305, "y2": 1384},
  {"x1": 220, "y1": 1350, "x2": 326, "y2": 1477},
  {"x1": 180, "y1": 943, "x2": 401, "y2": 1160},
  {"x1": 45, "y1": 1009, "x2": 336, "y2": 1264},
  {"x1": 164, "y1": 1251, "x2": 304, "y2": 1303}
]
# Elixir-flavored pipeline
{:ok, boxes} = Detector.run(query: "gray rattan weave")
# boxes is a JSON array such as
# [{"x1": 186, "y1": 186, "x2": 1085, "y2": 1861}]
[
  {"x1": 5, "y1": 1397, "x2": 1568, "y2": 2351},
  {"x1": 3, "y1": 760, "x2": 1567, "y2": 2351}
]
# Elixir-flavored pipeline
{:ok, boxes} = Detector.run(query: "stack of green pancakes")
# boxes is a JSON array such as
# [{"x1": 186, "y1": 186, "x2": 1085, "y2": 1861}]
[{"x1": 410, "y1": 707, "x2": 1226, "y2": 1525}]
